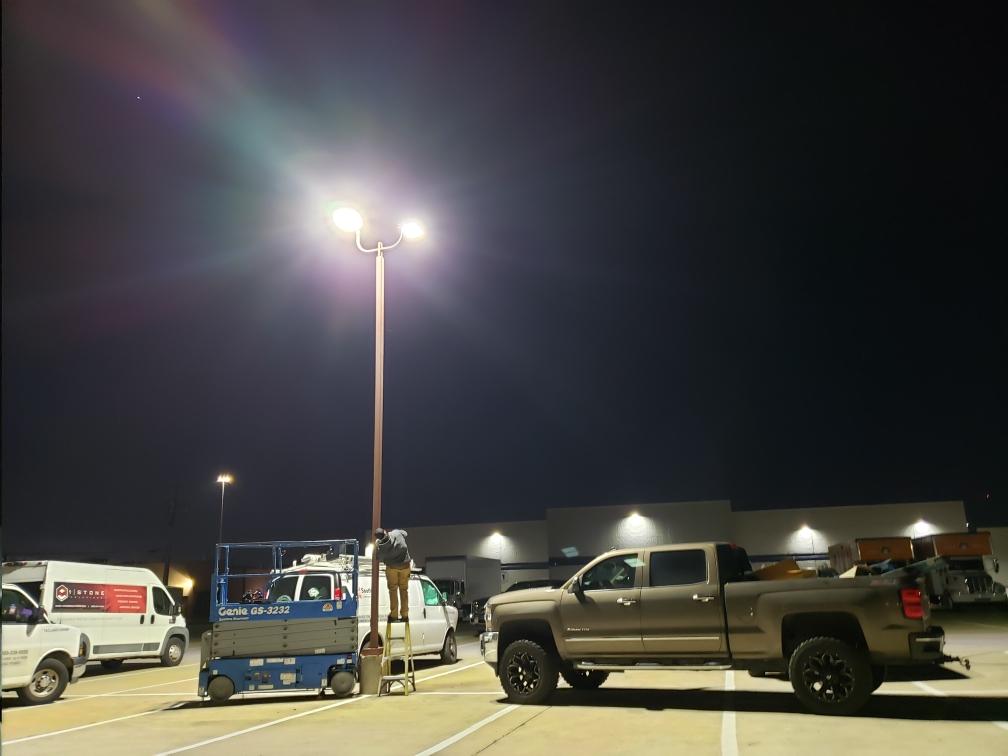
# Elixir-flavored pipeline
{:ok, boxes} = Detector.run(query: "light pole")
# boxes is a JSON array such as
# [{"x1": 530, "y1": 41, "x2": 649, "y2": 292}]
[
  {"x1": 331, "y1": 207, "x2": 424, "y2": 664},
  {"x1": 216, "y1": 474, "x2": 233, "y2": 544}
]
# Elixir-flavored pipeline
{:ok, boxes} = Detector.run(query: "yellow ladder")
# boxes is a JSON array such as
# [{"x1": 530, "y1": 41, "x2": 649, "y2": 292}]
[{"x1": 378, "y1": 619, "x2": 416, "y2": 696}]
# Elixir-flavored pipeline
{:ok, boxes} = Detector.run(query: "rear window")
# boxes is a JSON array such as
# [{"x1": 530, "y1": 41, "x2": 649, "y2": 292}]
[
  {"x1": 649, "y1": 550, "x2": 707, "y2": 586},
  {"x1": 299, "y1": 574, "x2": 333, "y2": 601},
  {"x1": 267, "y1": 576, "x2": 299, "y2": 602}
]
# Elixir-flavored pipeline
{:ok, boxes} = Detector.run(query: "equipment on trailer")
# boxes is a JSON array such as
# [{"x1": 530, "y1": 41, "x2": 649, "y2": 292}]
[
  {"x1": 379, "y1": 618, "x2": 416, "y2": 696},
  {"x1": 198, "y1": 540, "x2": 360, "y2": 703}
]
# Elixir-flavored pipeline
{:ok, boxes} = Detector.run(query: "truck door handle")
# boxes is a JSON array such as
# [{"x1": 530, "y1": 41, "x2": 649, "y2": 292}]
[
  {"x1": 616, "y1": 597, "x2": 637, "y2": 606},
  {"x1": 692, "y1": 594, "x2": 716, "y2": 603},
  {"x1": 150, "y1": 614, "x2": 156, "y2": 624},
  {"x1": 140, "y1": 615, "x2": 145, "y2": 624}
]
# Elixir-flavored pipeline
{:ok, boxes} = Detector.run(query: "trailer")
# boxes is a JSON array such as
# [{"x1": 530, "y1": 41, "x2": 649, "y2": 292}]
[
  {"x1": 828, "y1": 537, "x2": 914, "y2": 574},
  {"x1": 424, "y1": 556, "x2": 500, "y2": 617},
  {"x1": 911, "y1": 532, "x2": 1006, "y2": 608},
  {"x1": 198, "y1": 540, "x2": 360, "y2": 703}
]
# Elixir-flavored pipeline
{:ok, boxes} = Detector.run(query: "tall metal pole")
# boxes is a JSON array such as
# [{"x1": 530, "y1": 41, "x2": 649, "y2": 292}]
[
  {"x1": 218, "y1": 483, "x2": 226, "y2": 545},
  {"x1": 367, "y1": 244, "x2": 385, "y2": 652}
]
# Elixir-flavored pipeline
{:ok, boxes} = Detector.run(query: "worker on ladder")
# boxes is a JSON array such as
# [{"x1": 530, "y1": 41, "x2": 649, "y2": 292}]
[{"x1": 374, "y1": 527, "x2": 411, "y2": 622}]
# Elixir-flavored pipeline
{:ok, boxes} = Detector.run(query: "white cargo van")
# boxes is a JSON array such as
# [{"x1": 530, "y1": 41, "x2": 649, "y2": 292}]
[
  {"x1": 2, "y1": 583, "x2": 88, "y2": 704},
  {"x1": 2, "y1": 561, "x2": 189, "y2": 669},
  {"x1": 267, "y1": 554, "x2": 459, "y2": 663}
]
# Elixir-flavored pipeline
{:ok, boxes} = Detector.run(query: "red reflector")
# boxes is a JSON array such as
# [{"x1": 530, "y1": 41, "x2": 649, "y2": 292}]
[{"x1": 900, "y1": 587, "x2": 924, "y2": 619}]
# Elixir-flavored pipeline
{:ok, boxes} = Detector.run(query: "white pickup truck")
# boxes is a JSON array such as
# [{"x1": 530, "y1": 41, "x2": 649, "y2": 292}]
[{"x1": 2, "y1": 583, "x2": 89, "y2": 704}]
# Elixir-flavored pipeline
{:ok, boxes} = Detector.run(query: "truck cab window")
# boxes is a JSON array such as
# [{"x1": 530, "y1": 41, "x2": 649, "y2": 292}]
[
  {"x1": 153, "y1": 586, "x2": 173, "y2": 615},
  {"x1": 581, "y1": 555, "x2": 639, "y2": 591},
  {"x1": 1, "y1": 589, "x2": 36, "y2": 623},
  {"x1": 649, "y1": 550, "x2": 707, "y2": 586}
]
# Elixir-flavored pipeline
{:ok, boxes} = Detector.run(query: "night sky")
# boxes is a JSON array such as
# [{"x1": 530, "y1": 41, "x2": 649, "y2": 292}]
[{"x1": 3, "y1": 2, "x2": 1005, "y2": 558}]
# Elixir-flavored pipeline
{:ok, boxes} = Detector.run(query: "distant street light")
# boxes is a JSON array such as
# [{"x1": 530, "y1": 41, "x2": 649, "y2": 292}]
[
  {"x1": 331, "y1": 207, "x2": 424, "y2": 662},
  {"x1": 216, "y1": 474, "x2": 233, "y2": 544}
]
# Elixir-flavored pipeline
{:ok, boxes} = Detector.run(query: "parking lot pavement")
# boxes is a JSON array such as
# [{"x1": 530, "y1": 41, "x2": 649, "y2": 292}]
[{"x1": 2, "y1": 614, "x2": 1006, "y2": 755}]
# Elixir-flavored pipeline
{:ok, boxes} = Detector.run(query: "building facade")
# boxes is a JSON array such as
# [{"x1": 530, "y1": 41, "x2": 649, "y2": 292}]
[{"x1": 402, "y1": 499, "x2": 968, "y2": 590}]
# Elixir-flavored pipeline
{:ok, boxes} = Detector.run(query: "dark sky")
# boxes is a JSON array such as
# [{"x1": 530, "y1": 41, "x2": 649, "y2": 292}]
[{"x1": 3, "y1": 2, "x2": 1005, "y2": 557}]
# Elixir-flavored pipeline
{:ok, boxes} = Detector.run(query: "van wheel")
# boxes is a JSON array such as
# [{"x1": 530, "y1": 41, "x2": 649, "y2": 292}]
[
  {"x1": 100, "y1": 659, "x2": 124, "y2": 670},
  {"x1": 560, "y1": 668, "x2": 609, "y2": 690},
  {"x1": 17, "y1": 659, "x2": 68, "y2": 705},
  {"x1": 788, "y1": 636, "x2": 872, "y2": 715},
  {"x1": 207, "y1": 675, "x2": 235, "y2": 703},
  {"x1": 499, "y1": 639, "x2": 558, "y2": 705},
  {"x1": 161, "y1": 637, "x2": 185, "y2": 667},
  {"x1": 440, "y1": 630, "x2": 458, "y2": 664}
]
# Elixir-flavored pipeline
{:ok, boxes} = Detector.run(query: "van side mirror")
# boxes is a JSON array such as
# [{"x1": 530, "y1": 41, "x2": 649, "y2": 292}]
[
  {"x1": 27, "y1": 606, "x2": 45, "y2": 624},
  {"x1": 171, "y1": 603, "x2": 182, "y2": 618}
]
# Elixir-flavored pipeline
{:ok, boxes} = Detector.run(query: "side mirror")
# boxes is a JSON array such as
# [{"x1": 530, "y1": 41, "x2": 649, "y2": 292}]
[
  {"x1": 569, "y1": 578, "x2": 584, "y2": 596},
  {"x1": 27, "y1": 606, "x2": 44, "y2": 624},
  {"x1": 171, "y1": 603, "x2": 182, "y2": 618}
]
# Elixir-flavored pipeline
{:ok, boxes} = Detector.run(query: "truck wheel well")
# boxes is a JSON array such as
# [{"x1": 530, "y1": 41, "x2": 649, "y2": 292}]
[
  {"x1": 498, "y1": 620, "x2": 557, "y2": 659},
  {"x1": 41, "y1": 651, "x2": 73, "y2": 677},
  {"x1": 781, "y1": 612, "x2": 867, "y2": 659}
]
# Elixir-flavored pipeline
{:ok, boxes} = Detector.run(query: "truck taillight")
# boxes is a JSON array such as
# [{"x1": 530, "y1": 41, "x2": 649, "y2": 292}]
[
  {"x1": 338, "y1": 587, "x2": 348, "y2": 601},
  {"x1": 900, "y1": 587, "x2": 924, "y2": 619}
]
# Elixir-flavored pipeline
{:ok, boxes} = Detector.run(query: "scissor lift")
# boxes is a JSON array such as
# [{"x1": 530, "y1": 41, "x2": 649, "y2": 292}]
[{"x1": 198, "y1": 539, "x2": 360, "y2": 703}]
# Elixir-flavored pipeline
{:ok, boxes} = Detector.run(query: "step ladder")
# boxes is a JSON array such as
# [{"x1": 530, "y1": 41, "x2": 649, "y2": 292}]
[{"x1": 378, "y1": 619, "x2": 416, "y2": 696}]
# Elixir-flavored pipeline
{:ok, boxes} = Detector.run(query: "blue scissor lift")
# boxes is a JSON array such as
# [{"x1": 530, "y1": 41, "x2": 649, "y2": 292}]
[{"x1": 198, "y1": 539, "x2": 360, "y2": 703}]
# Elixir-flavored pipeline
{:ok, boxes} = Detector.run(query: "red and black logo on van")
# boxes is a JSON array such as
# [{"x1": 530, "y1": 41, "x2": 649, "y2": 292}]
[{"x1": 55, "y1": 584, "x2": 69, "y2": 602}]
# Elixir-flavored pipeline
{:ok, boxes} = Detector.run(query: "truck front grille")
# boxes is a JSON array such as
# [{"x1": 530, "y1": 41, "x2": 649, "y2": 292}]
[{"x1": 965, "y1": 575, "x2": 993, "y2": 594}]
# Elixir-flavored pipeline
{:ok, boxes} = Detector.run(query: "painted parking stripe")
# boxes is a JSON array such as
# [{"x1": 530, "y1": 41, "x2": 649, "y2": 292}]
[
  {"x1": 154, "y1": 695, "x2": 370, "y2": 755},
  {"x1": 2, "y1": 709, "x2": 159, "y2": 745},
  {"x1": 5, "y1": 674, "x2": 199, "y2": 711},
  {"x1": 721, "y1": 671, "x2": 738, "y2": 756},
  {"x1": 78, "y1": 662, "x2": 198, "y2": 683},
  {"x1": 413, "y1": 705, "x2": 519, "y2": 756},
  {"x1": 416, "y1": 661, "x2": 485, "y2": 682},
  {"x1": 913, "y1": 680, "x2": 1008, "y2": 732}
]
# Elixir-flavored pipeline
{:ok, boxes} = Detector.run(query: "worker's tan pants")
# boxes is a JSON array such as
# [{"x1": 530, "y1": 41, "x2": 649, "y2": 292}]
[{"x1": 386, "y1": 564, "x2": 410, "y2": 620}]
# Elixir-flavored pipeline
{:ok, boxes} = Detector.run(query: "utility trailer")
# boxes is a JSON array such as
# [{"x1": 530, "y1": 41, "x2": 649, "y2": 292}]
[{"x1": 198, "y1": 539, "x2": 360, "y2": 703}]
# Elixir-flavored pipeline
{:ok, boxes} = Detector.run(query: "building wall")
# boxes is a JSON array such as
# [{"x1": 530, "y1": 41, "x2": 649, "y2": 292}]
[
  {"x1": 405, "y1": 499, "x2": 968, "y2": 582},
  {"x1": 989, "y1": 527, "x2": 1008, "y2": 573},
  {"x1": 404, "y1": 520, "x2": 547, "y2": 568},
  {"x1": 730, "y1": 500, "x2": 967, "y2": 565}
]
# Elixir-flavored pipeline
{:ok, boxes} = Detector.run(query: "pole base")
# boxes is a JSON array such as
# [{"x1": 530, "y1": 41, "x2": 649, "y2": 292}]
[{"x1": 359, "y1": 653, "x2": 382, "y2": 694}]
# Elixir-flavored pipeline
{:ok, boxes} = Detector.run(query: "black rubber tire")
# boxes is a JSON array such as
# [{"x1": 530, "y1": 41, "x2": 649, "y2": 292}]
[
  {"x1": 207, "y1": 675, "x2": 235, "y2": 703},
  {"x1": 16, "y1": 659, "x2": 69, "y2": 705},
  {"x1": 329, "y1": 670, "x2": 355, "y2": 698},
  {"x1": 100, "y1": 659, "x2": 124, "y2": 670},
  {"x1": 161, "y1": 636, "x2": 186, "y2": 667},
  {"x1": 870, "y1": 664, "x2": 887, "y2": 692},
  {"x1": 440, "y1": 630, "x2": 458, "y2": 664},
  {"x1": 499, "y1": 639, "x2": 559, "y2": 705},
  {"x1": 560, "y1": 668, "x2": 609, "y2": 690},
  {"x1": 788, "y1": 636, "x2": 873, "y2": 716}
]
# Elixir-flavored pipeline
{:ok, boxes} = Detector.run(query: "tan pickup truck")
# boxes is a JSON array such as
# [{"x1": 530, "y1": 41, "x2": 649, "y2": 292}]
[{"x1": 480, "y1": 542, "x2": 963, "y2": 715}]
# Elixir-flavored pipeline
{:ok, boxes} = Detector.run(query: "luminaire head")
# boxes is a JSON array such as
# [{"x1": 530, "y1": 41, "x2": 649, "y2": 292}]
[
  {"x1": 332, "y1": 207, "x2": 364, "y2": 233},
  {"x1": 400, "y1": 219, "x2": 425, "y2": 240},
  {"x1": 216, "y1": 474, "x2": 233, "y2": 486}
]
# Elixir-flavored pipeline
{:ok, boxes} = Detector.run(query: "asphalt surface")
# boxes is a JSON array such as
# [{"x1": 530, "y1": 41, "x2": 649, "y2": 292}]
[{"x1": 2, "y1": 613, "x2": 1006, "y2": 755}]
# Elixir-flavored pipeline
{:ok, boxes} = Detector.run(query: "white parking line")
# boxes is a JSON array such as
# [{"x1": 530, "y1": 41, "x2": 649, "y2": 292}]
[
  {"x1": 5, "y1": 674, "x2": 198, "y2": 710},
  {"x1": 721, "y1": 671, "x2": 738, "y2": 756},
  {"x1": 154, "y1": 695, "x2": 370, "y2": 755},
  {"x1": 913, "y1": 680, "x2": 1008, "y2": 732},
  {"x1": 413, "y1": 705, "x2": 519, "y2": 756},
  {"x1": 416, "y1": 661, "x2": 485, "y2": 683},
  {"x1": 77, "y1": 662, "x2": 198, "y2": 684},
  {"x1": 2, "y1": 709, "x2": 159, "y2": 745},
  {"x1": 417, "y1": 691, "x2": 503, "y2": 696}
]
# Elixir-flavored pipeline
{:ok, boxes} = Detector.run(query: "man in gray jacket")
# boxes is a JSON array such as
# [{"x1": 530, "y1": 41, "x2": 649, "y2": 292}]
[{"x1": 374, "y1": 528, "x2": 411, "y2": 622}]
